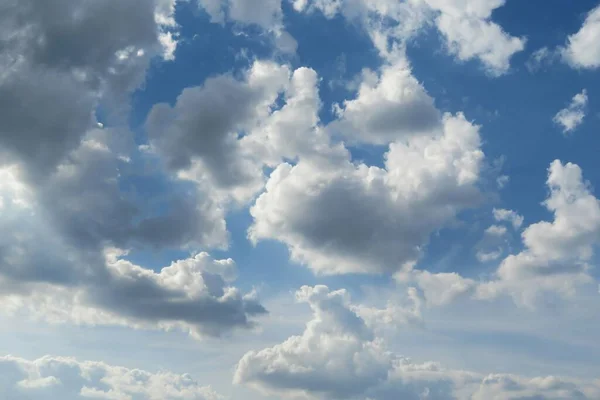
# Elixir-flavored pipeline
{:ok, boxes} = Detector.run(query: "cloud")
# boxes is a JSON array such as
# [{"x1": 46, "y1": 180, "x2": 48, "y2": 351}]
[
  {"x1": 478, "y1": 160, "x2": 600, "y2": 307},
  {"x1": 293, "y1": 0, "x2": 524, "y2": 75},
  {"x1": 0, "y1": 355, "x2": 223, "y2": 400},
  {"x1": 39, "y1": 129, "x2": 227, "y2": 252},
  {"x1": 0, "y1": 0, "x2": 177, "y2": 180},
  {"x1": 493, "y1": 208, "x2": 524, "y2": 230},
  {"x1": 562, "y1": 5, "x2": 600, "y2": 69},
  {"x1": 396, "y1": 268, "x2": 478, "y2": 307},
  {"x1": 234, "y1": 285, "x2": 409, "y2": 399},
  {"x1": 422, "y1": 0, "x2": 526, "y2": 75},
  {"x1": 1, "y1": 250, "x2": 266, "y2": 338},
  {"x1": 526, "y1": 47, "x2": 557, "y2": 72},
  {"x1": 0, "y1": 137, "x2": 265, "y2": 337},
  {"x1": 146, "y1": 61, "x2": 292, "y2": 204},
  {"x1": 235, "y1": 285, "x2": 600, "y2": 399},
  {"x1": 196, "y1": 0, "x2": 296, "y2": 53},
  {"x1": 401, "y1": 161, "x2": 599, "y2": 308},
  {"x1": 474, "y1": 224, "x2": 508, "y2": 263},
  {"x1": 330, "y1": 59, "x2": 441, "y2": 145},
  {"x1": 250, "y1": 112, "x2": 484, "y2": 275},
  {"x1": 484, "y1": 225, "x2": 507, "y2": 237},
  {"x1": 553, "y1": 89, "x2": 588, "y2": 134}
]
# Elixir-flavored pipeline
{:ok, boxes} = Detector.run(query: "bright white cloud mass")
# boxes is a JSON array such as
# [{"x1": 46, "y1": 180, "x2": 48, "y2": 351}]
[
  {"x1": 553, "y1": 89, "x2": 589, "y2": 134},
  {"x1": 1, "y1": 1, "x2": 599, "y2": 399}
]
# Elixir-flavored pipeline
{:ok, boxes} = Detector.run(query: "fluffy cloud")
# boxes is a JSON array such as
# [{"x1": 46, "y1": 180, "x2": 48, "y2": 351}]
[
  {"x1": 396, "y1": 268, "x2": 477, "y2": 307},
  {"x1": 478, "y1": 160, "x2": 600, "y2": 307},
  {"x1": 0, "y1": 138, "x2": 265, "y2": 337},
  {"x1": 250, "y1": 112, "x2": 484, "y2": 275},
  {"x1": 235, "y1": 285, "x2": 600, "y2": 399},
  {"x1": 146, "y1": 61, "x2": 291, "y2": 203},
  {"x1": 422, "y1": 0, "x2": 525, "y2": 75},
  {"x1": 0, "y1": 355, "x2": 223, "y2": 400},
  {"x1": 293, "y1": 0, "x2": 524, "y2": 75},
  {"x1": 234, "y1": 285, "x2": 410, "y2": 399},
  {"x1": 475, "y1": 225, "x2": 508, "y2": 263},
  {"x1": 492, "y1": 208, "x2": 524, "y2": 230},
  {"x1": 196, "y1": 0, "x2": 296, "y2": 53},
  {"x1": 0, "y1": 0, "x2": 177, "y2": 180},
  {"x1": 1, "y1": 249, "x2": 266, "y2": 338},
  {"x1": 553, "y1": 89, "x2": 588, "y2": 134},
  {"x1": 562, "y1": 5, "x2": 600, "y2": 69},
  {"x1": 401, "y1": 161, "x2": 600, "y2": 308},
  {"x1": 147, "y1": 62, "x2": 344, "y2": 206},
  {"x1": 330, "y1": 59, "x2": 441, "y2": 144},
  {"x1": 198, "y1": 0, "x2": 281, "y2": 28}
]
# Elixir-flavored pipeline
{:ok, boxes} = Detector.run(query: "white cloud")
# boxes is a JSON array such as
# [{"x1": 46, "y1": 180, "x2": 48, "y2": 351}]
[
  {"x1": 159, "y1": 31, "x2": 179, "y2": 61},
  {"x1": 330, "y1": 58, "x2": 441, "y2": 145},
  {"x1": 198, "y1": 0, "x2": 282, "y2": 29},
  {"x1": 553, "y1": 89, "x2": 589, "y2": 134},
  {"x1": 196, "y1": 0, "x2": 296, "y2": 53},
  {"x1": 250, "y1": 112, "x2": 484, "y2": 275},
  {"x1": 496, "y1": 174, "x2": 509, "y2": 189},
  {"x1": 474, "y1": 225, "x2": 507, "y2": 263},
  {"x1": 526, "y1": 47, "x2": 557, "y2": 72},
  {"x1": 235, "y1": 285, "x2": 600, "y2": 399},
  {"x1": 423, "y1": 0, "x2": 526, "y2": 75},
  {"x1": 476, "y1": 248, "x2": 503, "y2": 262},
  {"x1": 396, "y1": 268, "x2": 478, "y2": 307},
  {"x1": 234, "y1": 285, "x2": 422, "y2": 399},
  {"x1": 0, "y1": 355, "x2": 223, "y2": 400},
  {"x1": 479, "y1": 161, "x2": 600, "y2": 307},
  {"x1": 492, "y1": 208, "x2": 524, "y2": 230},
  {"x1": 294, "y1": 0, "x2": 524, "y2": 75},
  {"x1": 484, "y1": 225, "x2": 507, "y2": 237},
  {"x1": 397, "y1": 160, "x2": 600, "y2": 309},
  {"x1": 562, "y1": 5, "x2": 600, "y2": 69}
]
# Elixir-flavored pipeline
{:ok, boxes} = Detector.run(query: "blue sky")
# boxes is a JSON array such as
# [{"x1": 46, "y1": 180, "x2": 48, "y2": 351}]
[{"x1": 1, "y1": 1, "x2": 600, "y2": 399}]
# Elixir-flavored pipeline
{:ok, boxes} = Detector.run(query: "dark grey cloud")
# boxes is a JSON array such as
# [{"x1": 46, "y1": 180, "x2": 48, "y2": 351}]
[
  {"x1": 0, "y1": 0, "x2": 265, "y2": 336},
  {"x1": 145, "y1": 61, "x2": 290, "y2": 195},
  {"x1": 0, "y1": 0, "x2": 174, "y2": 179}
]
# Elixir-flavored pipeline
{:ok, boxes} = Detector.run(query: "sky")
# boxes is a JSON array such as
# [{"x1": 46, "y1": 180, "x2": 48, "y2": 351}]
[{"x1": 1, "y1": 0, "x2": 600, "y2": 399}]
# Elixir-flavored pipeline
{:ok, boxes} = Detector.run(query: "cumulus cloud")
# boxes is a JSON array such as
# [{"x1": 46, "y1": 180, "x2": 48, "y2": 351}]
[
  {"x1": 196, "y1": 0, "x2": 296, "y2": 53},
  {"x1": 474, "y1": 225, "x2": 508, "y2": 263},
  {"x1": 0, "y1": 137, "x2": 265, "y2": 337},
  {"x1": 397, "y1": 160, "x2": 600, "y2": 308},
  {"x1": 146, "y1": 60, "x2": 291, "y2": 203},
  {"x1": 478, "y1": 160, "x2": 600, "y2": 307},
  {"x1": 235, "y1": 285, "x2": 600, "y2": 399},
  {"x1": 562, "y1": 5, "x2": 600, "y2": 69},
  {"x1": 553, "y1": 89, "x2": 588, "y2": 134},
  {"x1": 146, "y1": 61, "x2": 343, "y2": 206},
  {"x1": 1, "y1": 249, "x2": 266, "y2": 338},
  {"x1": 293, "y1": 0, "x2": 524, "y2": 75},
  {"x1": 396, "y1": 268, "x2": 478, "y2": 307},
  {"x1": 330, "y1": 59, "x2": 441, "y2": 144},
  {"x1": 422, "y1": 0, "x2": 526, "y2": 75},
  {"x1": 250, "y1": 112, "x2": 484, "y2": 275},
  {"x1": 493, "y1": 208, "x2": 524, "y2": 230},
  {"x1": 234, "y1": 285, "x2": 419, "y2": 399},
  {"x1": 0, "y1": 0, "x2": 177, "y2": 180},
  {"x1": 0, "y1": 355, "x2": 223, "y2": 400}
]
